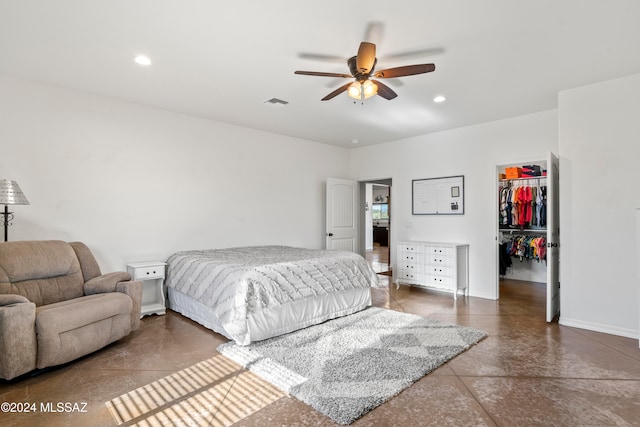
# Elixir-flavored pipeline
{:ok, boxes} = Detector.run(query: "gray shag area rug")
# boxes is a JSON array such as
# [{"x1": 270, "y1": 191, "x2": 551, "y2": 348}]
[{"x1": 218, "y1": 307, "x2": 487, "y2": 425}]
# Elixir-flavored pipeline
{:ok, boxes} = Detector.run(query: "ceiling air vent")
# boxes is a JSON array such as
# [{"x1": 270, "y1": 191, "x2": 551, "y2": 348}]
[{"x1": 264, "y1": 98, "x2": 289, "y2": 106}]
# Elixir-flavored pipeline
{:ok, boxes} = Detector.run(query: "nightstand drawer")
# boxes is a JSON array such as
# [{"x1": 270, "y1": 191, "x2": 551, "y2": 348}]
[{"x1": 128, "y1": 263, "x2": 165, "y2": 280}]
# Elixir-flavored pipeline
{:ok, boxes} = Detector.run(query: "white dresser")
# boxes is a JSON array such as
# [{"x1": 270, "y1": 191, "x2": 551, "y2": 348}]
[{"x1": 396, "y1": 241, "x2": 469, "y2": 300}]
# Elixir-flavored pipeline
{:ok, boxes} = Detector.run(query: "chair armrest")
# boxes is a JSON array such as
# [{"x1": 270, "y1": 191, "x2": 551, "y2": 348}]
[
  {"x1": 84, "y1": 272, "x2": 143, "y2": 331},
  {"x1": 0, "y1": 294, "x2": 30, "y2": 306},
  {"x1": 116, "y1": 280, "x2": 143, "y2": 331},
  {"x1": 0, "y1": 295, "x2": 37, "y2": 380},
  {"x1": 84, "y1": 271, "x2": 132, "y2": 295}
]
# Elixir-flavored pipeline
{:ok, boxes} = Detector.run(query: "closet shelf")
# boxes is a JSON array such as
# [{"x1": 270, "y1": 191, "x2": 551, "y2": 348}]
[
  {"x1": 499, "y1": 176, "x2": 547, "y2": 182},
  {"x1": 499, "y1": 227, "x2": 547, "y2": 233}
]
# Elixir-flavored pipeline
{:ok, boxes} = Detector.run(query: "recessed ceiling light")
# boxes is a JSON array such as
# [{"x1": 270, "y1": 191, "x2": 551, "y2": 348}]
[
  {"x1": 134, "y1": 55, "x2": 151, "y2": 66},
  {"x1": 352, "y1": 139, "x2": 359, "y2": 144},
  {"x1": 433, "y1": 95, "x2": 446, "y2": 103}
]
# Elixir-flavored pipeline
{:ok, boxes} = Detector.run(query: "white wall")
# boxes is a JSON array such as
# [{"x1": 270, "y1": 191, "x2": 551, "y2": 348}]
[
  {"x1": 0, "y1": 76, "x2": 350, "y2": 271},
  {"x1": 558, "y1": 73, "x2": 640, "y2": 338},
  {"x1": 350, "y1": 110, "x2": 558, "y2": 299}
]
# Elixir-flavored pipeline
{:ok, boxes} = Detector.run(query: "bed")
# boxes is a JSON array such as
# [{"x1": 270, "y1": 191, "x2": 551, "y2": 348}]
[{"x1": 165, "y1": 245, "x2": 380, "y2": 345}]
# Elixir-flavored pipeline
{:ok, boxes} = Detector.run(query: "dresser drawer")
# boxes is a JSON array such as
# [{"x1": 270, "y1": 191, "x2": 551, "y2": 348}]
[
  {"x1": 400, "y1": 252, "x2": 423, "y2": 264},
  {"x1": 426, "y1": 246, "x2": 453, "y2": 256},
  {"x1": 400, "y1": 262, "x2": 424, "y2": 273},
  {"x1": 425, "y1": 254, "x2": 452, "y2": 266},
  {"x1": 399, "y1": 244, "x2": 424, "y2": 254},
  {"x1": 426, "y1": 266, "x2": 453, "y2": 277},
  {"x1": 424, "y1": 275, "x2": 453, "y2": 290},
  {"x1": 398, "y1": 270, "x2": 422, "y2": 282}
]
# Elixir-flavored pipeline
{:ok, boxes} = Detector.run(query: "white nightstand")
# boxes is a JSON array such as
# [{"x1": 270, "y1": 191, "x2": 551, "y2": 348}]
[{"x1": 127, "y1": 261, "x2": 167, "y2": 317}]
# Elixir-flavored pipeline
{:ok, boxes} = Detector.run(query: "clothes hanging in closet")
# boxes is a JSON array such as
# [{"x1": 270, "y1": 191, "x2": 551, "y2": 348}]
[
  {"x1": 499, "y1": 182, "x2": 547, "y2": 229},
  {"x1": 502, "y1": 234, "x2": 547, "y2": 263},
  {"x1": 499, "y1": 242, "x2": 512, "y2": 275}
]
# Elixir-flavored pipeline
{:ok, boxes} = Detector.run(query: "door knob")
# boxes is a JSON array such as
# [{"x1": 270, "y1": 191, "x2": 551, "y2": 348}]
[{"x1": 326, "y1": 233, "x2": 334, "y2": 237}]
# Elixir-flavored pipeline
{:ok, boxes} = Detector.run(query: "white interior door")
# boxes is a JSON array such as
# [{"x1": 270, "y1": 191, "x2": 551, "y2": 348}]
[
  {"x1": 636, "y1": 209, "x2": 640, "y2": 348},
  {"x1": 326, "y1": 177, "x2": 358, "y2": 252},
  {"x1": 546, "y1": 152, "x2": 560, "y2": 322}
]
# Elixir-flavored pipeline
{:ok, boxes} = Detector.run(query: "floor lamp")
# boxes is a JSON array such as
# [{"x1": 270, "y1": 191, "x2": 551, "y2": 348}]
[{"x1": 0, "y1": 179, "x2": 30, "y2": 242}]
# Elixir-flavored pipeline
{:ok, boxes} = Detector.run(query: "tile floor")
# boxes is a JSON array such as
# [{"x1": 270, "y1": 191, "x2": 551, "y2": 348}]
[{"x1": 2, "y1": 277, "x2": 639, "y2": 426}]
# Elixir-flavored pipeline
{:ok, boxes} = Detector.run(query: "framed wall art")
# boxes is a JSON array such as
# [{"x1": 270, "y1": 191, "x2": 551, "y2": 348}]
[{"x1": 412, "y1": 175, "x2": 464, "y2": 215}]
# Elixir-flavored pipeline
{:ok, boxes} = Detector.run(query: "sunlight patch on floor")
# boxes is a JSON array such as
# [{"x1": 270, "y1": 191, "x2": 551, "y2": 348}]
[{"x1": 106, "y1": 355, "x2": 285, "y2": 426}]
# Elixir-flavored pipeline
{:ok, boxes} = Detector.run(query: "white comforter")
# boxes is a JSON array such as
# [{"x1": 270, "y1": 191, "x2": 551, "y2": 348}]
[{"x1": 165, "y1": 246, "x2": 380, "y2": 344}]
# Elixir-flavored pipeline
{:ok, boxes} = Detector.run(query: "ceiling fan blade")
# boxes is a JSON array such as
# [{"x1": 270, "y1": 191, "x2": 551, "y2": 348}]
[
  {"x1": 382, "y1": 47, "x2": 445, "y2": 61},
  {"x1": 356, "y1": 42, "x2": 376, "y2": 73},
  {"x1": 363, "y1": 21, "x2": 384, "y2": 44},
  {"x1": 373, "y1": 63, "x2": 435, "y2": 79},
  {"x1": 297, "y1": 53, "x2": 346, "y2": 63},
  {"x1": 295, "y1": 70, "x2": 353, "y2": 78},
  {"x1": 371, "y1": 80, "x2": 397, "y2": 100},
  {"x1": 321, "y1": 82, "x2": 352, "y2": 101}
]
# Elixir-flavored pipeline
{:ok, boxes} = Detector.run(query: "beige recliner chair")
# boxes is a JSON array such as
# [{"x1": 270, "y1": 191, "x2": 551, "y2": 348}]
[{"x1": 0, "y1": 240, "x2": 143, "y2": 380}]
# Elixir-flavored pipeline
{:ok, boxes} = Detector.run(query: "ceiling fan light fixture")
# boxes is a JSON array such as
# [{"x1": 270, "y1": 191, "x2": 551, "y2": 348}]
[
  {"x1": 347, "y1": 81, "x2": 362, "y2": 100},
  {"x1": 295, "y1": 40, "x2": 435, "y2": 101},
  {"x1": 362, "y1": 80, "x2": 378, "y2": 99}
]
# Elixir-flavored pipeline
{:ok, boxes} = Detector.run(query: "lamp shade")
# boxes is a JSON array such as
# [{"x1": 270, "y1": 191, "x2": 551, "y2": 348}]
[{"x1": 0, "y1": 180, "x2": 30, "y2": 205}]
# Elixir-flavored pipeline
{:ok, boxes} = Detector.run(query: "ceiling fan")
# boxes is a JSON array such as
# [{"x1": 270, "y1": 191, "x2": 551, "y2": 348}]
[{"x1": 294, "y1": 41, "x2": 435, "y2": 101}]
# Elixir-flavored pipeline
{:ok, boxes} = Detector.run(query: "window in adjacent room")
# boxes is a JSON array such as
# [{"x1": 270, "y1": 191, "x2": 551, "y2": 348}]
[{"x1": 372, "y1": 203, "x2": 389, "y2": 220}]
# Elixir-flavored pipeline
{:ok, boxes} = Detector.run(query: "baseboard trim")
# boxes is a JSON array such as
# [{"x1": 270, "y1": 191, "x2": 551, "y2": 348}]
[{"x1": 559, "y1": 316, "x2": 639, "y2": 340}]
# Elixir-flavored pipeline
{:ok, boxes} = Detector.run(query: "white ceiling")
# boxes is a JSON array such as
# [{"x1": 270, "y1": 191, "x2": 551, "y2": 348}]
[{"x1": 1, "y1": 1, "x2": 639, "y2": 148}]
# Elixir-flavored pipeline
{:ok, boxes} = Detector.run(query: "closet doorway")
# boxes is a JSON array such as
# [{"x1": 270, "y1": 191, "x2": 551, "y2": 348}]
[
  {"x1": 360, "y1": 179, "x2": 392, "y2": 276},
  {"x1": 496, "y1": 152, "x2": 559, "y2": 322}
]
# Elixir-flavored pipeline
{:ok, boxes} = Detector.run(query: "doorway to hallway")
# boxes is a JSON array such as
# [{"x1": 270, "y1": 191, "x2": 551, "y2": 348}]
[{"x1": 360, "y1": 179, "x2": 392, "y2": 276}]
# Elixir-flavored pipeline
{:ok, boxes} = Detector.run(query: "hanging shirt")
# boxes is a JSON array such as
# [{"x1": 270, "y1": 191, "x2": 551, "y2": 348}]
[
  {"x1": 515, "y1": 185, "x2": 529, "y2": 227},
  {"x1": 531, "y1": 186, "x2": 538, "y2": 226},
  {"x1": 536, "y1": 184, "x2": 544, "y2": 227},
  {"x1": 511, "y1": 186, "x2": 520, "y2": 226},
  {"x1": 505, "y1": 187, "x2": 513, "y2": 226}
]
